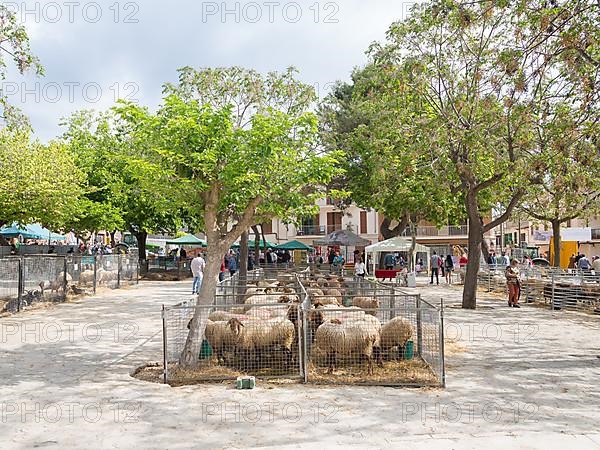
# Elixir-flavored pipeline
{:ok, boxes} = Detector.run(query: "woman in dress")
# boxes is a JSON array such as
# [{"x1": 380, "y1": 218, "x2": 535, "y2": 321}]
[
  {"x1": 505, "y1": 259, "x2": 521, "y2": 308},
  {"x1": 444, "y1": 254, "x2": 454, "y2": 285}
]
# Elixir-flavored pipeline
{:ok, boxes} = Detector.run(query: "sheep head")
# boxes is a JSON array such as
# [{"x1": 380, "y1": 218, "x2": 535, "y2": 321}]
[{"x1": 227, "y1": 318, "x2": 244, "y2": 336}]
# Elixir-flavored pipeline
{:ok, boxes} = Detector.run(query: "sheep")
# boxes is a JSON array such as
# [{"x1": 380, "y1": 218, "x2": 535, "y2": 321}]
[
  {"x1": 326, "y1": 281, "x2": 341, "y2": 289},
  {"x1": 352, "y1": 297, "x2": 380, "y2": 316},
  {"x1": 205, "y1": 318, "x2": 247, "y2": 365},
  {"x1": 95, "y1": 269, "x2": 117, "y2": 285},
  {"x1": 323, "y1": 288, "x2": 343, "y2": 305},
  {"x1": 227, "y1": 317, "x2": 296, "y2": 370},
  {"x1": 243, "y1": 294, "x2": 288, "y2": 312},
  {"x1": 380, "y1": 317, "x2": 413, "y2": 359},
  {"x1": 314, "y1": 304, "x2": 370, "y2": 325},
  {"x1": 316, "y1": 278, "x2": 328, "y2": 287},
  {"x1": 307, "y1": 288, "x2": 324, "y2": 297},
  {"x1": 312, "y1": 295, "x2": 341, "y2": 306},
  {"x1": 314, "y1": 317, "x2": 382, "y2": 375},
  {"x1": 78, "y1": 270, "x2": 95, "y2": 286}
]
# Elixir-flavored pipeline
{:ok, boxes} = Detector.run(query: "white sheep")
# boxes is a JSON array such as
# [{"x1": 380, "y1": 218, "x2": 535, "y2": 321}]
[
  {"x1": 380, "y1": 317, "x2": 413, "y2": 358},
  {"x1": 352, "y1": 296, "x2": 380, "y2": 316},
  {"x1": 314, "y1": 317, "x2": 382, "y2": 375},
  {"x1": 227, "y1": 317, "x2": 296, "y2": 370},
  {"x1": 78, "y1": 270, "x2": 95, "y2": 285},
  {"x1": 312, "y1": 295, "x2": 341, "y2": 306},
  {"x1": 323, "y1": 288, "x2": 343, "y2": 305},
  {"x1": 205, "y1": 318, "x2": 247, "y2": 365}
]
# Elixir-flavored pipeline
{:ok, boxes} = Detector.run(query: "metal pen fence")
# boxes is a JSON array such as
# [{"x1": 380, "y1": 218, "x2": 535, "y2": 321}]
[
  {"x1": 162, "y1": 271, "x2": 445, "y2": 387},
  {"x1": 0, "y1": 254, "x2": 139, "y2": 314},
  {"x1": 522, "y1": 268, "x2": 600, "y2": 314}
]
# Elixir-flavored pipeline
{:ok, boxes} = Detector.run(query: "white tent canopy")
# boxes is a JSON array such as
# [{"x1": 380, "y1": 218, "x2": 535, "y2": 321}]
[{"x1": 365, "y1": 237, "x2": 431, "y2": 274}]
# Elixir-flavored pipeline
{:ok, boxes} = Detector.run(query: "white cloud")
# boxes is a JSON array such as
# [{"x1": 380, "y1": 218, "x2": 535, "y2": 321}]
[{"x1": 6, "y1": 0, "x2": 423, "y2": 141}]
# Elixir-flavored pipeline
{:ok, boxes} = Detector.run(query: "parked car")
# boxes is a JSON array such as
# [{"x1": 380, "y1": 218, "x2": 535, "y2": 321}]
[{"x1": 532, "y1": 258, "x2": 551, "y2": 267}]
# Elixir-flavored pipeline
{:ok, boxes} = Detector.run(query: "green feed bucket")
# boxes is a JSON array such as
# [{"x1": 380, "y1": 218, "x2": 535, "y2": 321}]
[
  {"x1": 399, "y1": 341, "x2": 414, "y2": 360},
  {"x1": 199, "y1": 339, "x2": 213, "y2": 360}
]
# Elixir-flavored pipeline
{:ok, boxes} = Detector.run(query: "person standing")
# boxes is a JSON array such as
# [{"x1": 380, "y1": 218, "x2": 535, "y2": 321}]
[
  {"x1": 444, "y1": 254, "x2": 454, "y2": 285},
  {"x1": 328, "y1": 249, "x2": 336, "y2": 271},
  {"x1": 383, "y1": 253, "x2": 396, "y2": 282},
  {"x1": 179, "y1": 247, "x2": 187, "y2": 261},
  {"x1": 430, "y1": 252, "x2": 442, "y2": 285},
  {"x1": 354, "y1": 257, "x2": 367, "y2": 282},
  {"x1": 333, "y1": 251, "x2": 344, "y2": 274},
  {"x1": 190, "y1": 254, "x2": 206, "y2": 294},
  {"x1": 577, "y1": 254, "x2": 591, "y2": 272},
  {"x1": 505, "y1": 259, "x2": 521, "y2": 308},
  {"x1": 219, "y1": 257, "x2": 226, "y2": 282},
  {"x1": 227, "y1": 250, "x2": 238, "y2": 277}
]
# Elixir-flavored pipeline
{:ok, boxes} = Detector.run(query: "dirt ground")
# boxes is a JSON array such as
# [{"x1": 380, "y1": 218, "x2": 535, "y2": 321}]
[{"x1": 0, "y1": 279, "x2": 599, "y2": 449}]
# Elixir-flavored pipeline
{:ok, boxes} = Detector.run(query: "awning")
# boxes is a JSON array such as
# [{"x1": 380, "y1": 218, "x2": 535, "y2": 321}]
[
  {"x1": 166, "y1": 234, "x2": 207, "y2": 247},
  {"x1": 232, "y1": 240, "x2": 276, "y2": 249},
  {"x1": 26, "y1": 224, "x2": 66, "y2": 241},
  {"x1": 275, "y1": 240, "x2": 315, "y2": 251},
  {"x1": 0, "y1": 224, "x2": 65, "y2": 241},
  {"x1": 313, "y1": 229, "x2": 371, "y2": 247},
  {"x1": 365, "y1": 236, "x2": 431, "y2": 274}
]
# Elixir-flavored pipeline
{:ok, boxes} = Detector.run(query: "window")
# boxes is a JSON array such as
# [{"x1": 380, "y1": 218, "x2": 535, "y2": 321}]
[
  {"x1": 360, "y1": 211, "x2": 368, "y2": 234},
  {"x1": 262, "y1": 221, "x2": 273, "y2": 234},
  {"x1": 327, "y1": 212, "x2": 343, "y2": 233}
]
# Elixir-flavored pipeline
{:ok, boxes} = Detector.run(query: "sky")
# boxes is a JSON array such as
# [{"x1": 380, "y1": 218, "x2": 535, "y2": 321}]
[{"x1": 3, "y1": 0, "x2": 419, "y2": 141}]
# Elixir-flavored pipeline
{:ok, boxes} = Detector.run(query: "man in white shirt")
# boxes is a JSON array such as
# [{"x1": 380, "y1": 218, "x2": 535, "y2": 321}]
[
  {"x1": 191, "y1": 254, "x2": 206, "y2": 294},
  {"x1": 430, "y1": 252, "x2": 442, "y2": 285}
]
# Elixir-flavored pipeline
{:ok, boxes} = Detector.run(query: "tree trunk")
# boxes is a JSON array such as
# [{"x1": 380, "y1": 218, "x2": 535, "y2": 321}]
[
  {"x1": 380, "y1": 216, "x2": 409, "y2": 240},
  {"x1": 260, "y1": 224, "x2": 267, "y2": 252},
  {"x1": 133, "y1": 230, "x2": 148, "y2": 274},
  {"x1": 110, "y1": 230, "x2": 117, "y2": 248},
  {"x1": 239, "y1": 230, "x2": 249, "y2": 280},
  {"x1": 178, "y1": 247, "x2": 222, "y2": 368},
  {"x1": 409, "y1": 222, "x2": 417, "y2": 272},
  {"x1": 462, "y1": 191, "x2": 483, "y2": 310},
  {"x1": 481, "y1": 237, "x2": 491, "y2": 265},
  {"x1": 252, "y1": 225, "x2": 261, "y2": 267},
  {"x1": 551, "y1": 220, "x2": 561, "y2": 268}
]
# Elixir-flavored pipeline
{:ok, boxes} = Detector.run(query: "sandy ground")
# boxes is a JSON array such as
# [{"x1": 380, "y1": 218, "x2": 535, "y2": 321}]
[{"x1": 0, "y1": 279, "x2": 599, "y2": 449}]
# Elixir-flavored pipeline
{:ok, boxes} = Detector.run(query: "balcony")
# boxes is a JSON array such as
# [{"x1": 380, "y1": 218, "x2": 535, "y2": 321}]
[
  {"x1": 402, "y1": 225, "x2": 469, "y2": 238},
  {"x1": 296, "y1": 224, "x2": 360, "y2": 236}
]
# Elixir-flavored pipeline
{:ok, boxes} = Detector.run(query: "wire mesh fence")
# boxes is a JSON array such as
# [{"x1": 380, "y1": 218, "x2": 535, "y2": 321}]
[
  {"x1": 522, "y1": 268, "x2": 600, "y2": 314},
  {"x1": 0, "y1": 254, "x2": 139, "y2": 314},
  {"x1": 162, "y1": 271, "x2": 445, "y2": 387},
  {"x1": 163, "y1": 303, "x2": 305, "y2": 383},
  {"x1": 0, "y1": 258, "x2": 21, "y2": 313}
]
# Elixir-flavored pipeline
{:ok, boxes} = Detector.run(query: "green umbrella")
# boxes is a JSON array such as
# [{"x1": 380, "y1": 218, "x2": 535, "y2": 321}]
[
  {"x1": 275, "y1": 240, "x2": 315, "y2": 251},
  {"x1": 166, "y1": 234, "x2": 207, "y2": 247},
  {"x1": 232, "y1": 239, "x2": 276, "y2": 249},
  {"x1": 0, "y1": 224, "x2": 43, "y2": 240}
]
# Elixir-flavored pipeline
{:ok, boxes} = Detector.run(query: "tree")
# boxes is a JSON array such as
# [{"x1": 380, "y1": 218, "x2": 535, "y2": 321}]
[
  {"x1": 320, "y1": 64, "x2": 464, "y2": 249},
  {"x1": 0, "y1": 4, "x2": 43, "y2": 129},
  {"x1": 369, "y1": 0, "x2": 599, "y2": 308},
  {"x1": 521, "y1": 103, "x2": 600, "y2": 266},
  {"x1": 62, "y1": 109, "x2": 191, "y2": 264},
  {"x1": 119, "y1": 67, "x2": 340, "y2": 368},
  {"x1": 0, "y1": 129, "x2": 85, "y2": 230}
]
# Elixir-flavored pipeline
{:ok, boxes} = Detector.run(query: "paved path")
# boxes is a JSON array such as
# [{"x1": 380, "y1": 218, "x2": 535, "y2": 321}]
[{"x1": 0, "y1": 280, "x2": 599, "y2": 449}]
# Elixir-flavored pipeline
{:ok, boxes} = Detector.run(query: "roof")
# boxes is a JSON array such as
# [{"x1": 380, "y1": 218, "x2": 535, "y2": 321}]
[
  {"x1": 0, "y1": 224, "x2": 65, "y2": 241},
  {"x1": 232, "y1": 240, "x2": 276, "y2": 249},
  {"x1": 365, "y1": 236, "x2": 431, "y2": 253},
  {"x1": 275, "y1": 240, "x2": 315, "y2": 251},
  {"x1": 313, "y1": 229, "x2": 371, "y2": 247},
  {"x1": 166, "y1": 234, "x2": 207, "y2": 247}
]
